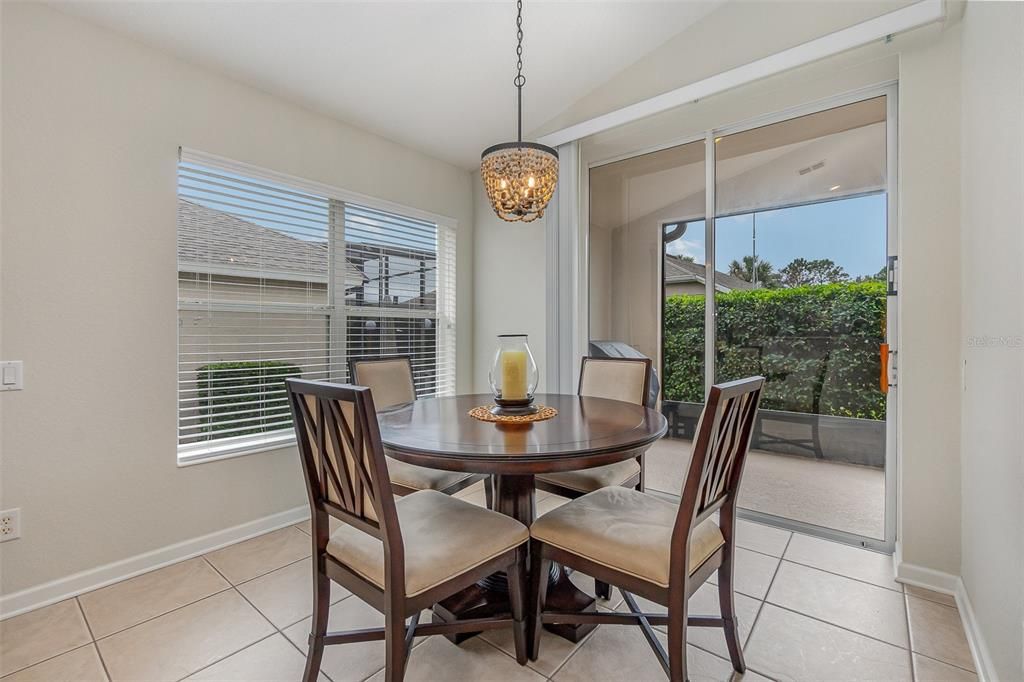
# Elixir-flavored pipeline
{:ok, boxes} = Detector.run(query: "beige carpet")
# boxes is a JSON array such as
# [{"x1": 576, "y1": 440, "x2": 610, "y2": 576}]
[{"x1": 645, "y1": 437, "x2": 885, "y2": 539}]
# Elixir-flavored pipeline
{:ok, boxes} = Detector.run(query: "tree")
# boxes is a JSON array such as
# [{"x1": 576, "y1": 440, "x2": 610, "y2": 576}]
[
  {"x1": 779, "y1": 258, "x2": 849, "y2": 287},
  {"x1": 854, "y1": 266, "x2": 887, "y2": 283},
  {"x1": 728, "y1": 255, "x2": 781, "y2": 288}
]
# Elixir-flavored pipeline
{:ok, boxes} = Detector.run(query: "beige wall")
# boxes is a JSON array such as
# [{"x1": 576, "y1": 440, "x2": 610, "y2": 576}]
[
  {"x1": 958, "y1": 2, "x2": 1024, "y2": 678},
  {"x1": 472, "y1": 176, "x2": 549, "y2": 392},
  {"x1": 606, "y1": 221, "x2": 661, "y2": 362},
  {"x1": 588, "y1": 223, "x2": 612, "y2": 340},
  {"x1": 896, "y1": 24, "x2": 963, "y2": 576},
  {"x1": 0, "y1": 2, "x2": 474, "y2": 596}
]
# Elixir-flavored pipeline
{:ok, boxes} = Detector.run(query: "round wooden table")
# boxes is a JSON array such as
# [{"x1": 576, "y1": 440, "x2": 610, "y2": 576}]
[{"x1": 377, "y1": 393, "x2": 668, "y2": 643}]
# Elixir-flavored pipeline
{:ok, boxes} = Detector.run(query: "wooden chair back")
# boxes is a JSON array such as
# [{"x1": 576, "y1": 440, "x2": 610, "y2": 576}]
[
  {"x1": 286, "y1": 379, "x2": 404, "y2": 586},
  {"x1": 578, "y1": 356, "x2": 655, "y2": 408},
  {"x1": 349, "y1": 356, "x2": 417, "y2": 410},
  {"x1": 672, "y1": 377, "x2": 764, "y2": 570}
]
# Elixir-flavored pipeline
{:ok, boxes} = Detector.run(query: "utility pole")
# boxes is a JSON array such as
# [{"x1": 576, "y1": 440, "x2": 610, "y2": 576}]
[{"x1": 752, "y1": 213, "x2": 758, "y2": 287}]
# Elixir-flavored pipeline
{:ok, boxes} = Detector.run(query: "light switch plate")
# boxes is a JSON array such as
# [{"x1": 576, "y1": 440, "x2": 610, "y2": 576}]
[{"x1": 1, "y1": 361, "x2": 23, "y2": 391}]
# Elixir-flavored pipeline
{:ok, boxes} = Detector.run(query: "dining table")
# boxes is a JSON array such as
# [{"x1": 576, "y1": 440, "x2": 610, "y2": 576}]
[{"x1": 376, "y1": 392, "x2": 668, "y2": 644}]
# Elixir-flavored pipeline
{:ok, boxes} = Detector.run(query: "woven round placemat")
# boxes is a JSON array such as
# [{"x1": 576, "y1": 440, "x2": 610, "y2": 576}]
[{"x1": 468, "y1": 405, "x2": 558, "y2": 423}]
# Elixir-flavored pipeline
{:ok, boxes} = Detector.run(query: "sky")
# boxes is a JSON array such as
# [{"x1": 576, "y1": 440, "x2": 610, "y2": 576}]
[{"x1": 664, "y1": 193, "x2": 888, "y2": 280}]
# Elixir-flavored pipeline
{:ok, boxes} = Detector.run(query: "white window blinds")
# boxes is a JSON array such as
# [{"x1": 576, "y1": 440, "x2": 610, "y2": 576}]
[{"x1": 177, "y1": 152, "x2": 456, "y2": 462}]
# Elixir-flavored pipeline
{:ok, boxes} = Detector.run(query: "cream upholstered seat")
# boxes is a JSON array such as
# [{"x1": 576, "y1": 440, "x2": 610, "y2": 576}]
[
  {"x1": 385, "y1": 458, "x2": 475, "y2": 493},
  {"x1": 530, "y1": 487, "x2": 723, "y2": 587},
  {"x1": 350, "y1": 356, "x2": 478, "y2": 497},
  {"x1": 535, "y1": 356, "x2": 652, "y2": 496},
  {"x1": 384, "y1": 459, "x2": 475, "y2": 495},
  {"x1": 327, "y1": 489, "x2": 528, "y2": 597},
  {"x1": 535, "y1": 459, "x2": 641, "y2": 495},
  {"x1": 528, "y1": 377, "x2": 765, "y2": 682}
]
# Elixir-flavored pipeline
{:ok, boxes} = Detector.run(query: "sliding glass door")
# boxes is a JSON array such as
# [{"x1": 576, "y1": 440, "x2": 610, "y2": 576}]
[
  {"x1": 713, "y1": 96, "x2": 891, "y2": 543},
  {"x1": 587, "y1": 88, "x2": 897, "y2": 550}
]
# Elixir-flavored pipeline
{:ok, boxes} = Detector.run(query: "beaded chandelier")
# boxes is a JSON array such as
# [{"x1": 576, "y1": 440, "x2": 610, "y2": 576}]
[{"x1": 480, "y1": 0, "x2": 558, "y2": 223}]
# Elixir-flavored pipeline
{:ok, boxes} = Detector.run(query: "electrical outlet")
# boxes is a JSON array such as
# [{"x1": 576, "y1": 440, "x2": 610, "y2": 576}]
[{"x1": 0, "y1": 509, "x2": 21, "y2": 542}]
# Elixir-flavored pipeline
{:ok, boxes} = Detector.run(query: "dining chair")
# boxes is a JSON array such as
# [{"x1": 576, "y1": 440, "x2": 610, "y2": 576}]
[
  {"x1": 350, "y1": 356, "x2": 490, "y2": 504},
  {"x1": 286, "y1": 379, "x2": 530, "y2": 682},
  {"x1": 528, "y1": 376, "x2": 764, "y2": 682},
  {"x1": 534, "y1": 355, "x2": 654, "y2": 598}
]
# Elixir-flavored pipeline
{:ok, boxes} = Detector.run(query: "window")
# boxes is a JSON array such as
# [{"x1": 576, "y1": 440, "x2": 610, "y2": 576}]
[{"x1": 176, "y1": 151, "x2": 456, "y2": 463}]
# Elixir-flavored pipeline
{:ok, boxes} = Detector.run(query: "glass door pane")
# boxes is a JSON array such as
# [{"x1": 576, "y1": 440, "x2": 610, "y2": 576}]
[
  {"x1": 588, "y1": 140, "x2": 705, "y2": 498},
  {"x1": 714, "y1": 97, "x2": 889, "y2": 540}
]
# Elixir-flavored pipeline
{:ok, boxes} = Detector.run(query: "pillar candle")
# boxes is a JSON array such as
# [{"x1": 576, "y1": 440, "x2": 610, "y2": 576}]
[{"x1": 500, "y1": 349, "x2": 528, "y2": 400}]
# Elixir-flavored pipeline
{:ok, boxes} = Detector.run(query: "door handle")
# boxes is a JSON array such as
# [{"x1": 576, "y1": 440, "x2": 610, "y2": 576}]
[{"x1": 880, "y1": 343, "x2": 889, "y2": 394}]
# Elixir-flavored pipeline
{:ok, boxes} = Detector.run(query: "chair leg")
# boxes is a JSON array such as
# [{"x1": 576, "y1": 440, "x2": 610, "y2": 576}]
[
  {"x1": 717, "y1": 556, "x2": 746, "y2": 673},
  {"x1": 507, "y1": 546, "x2": 528, "y2": 664},
  {"x1": 595, "y1": 580, "x2": 612, "y2": 600},
  {"x1": 667, "y1": 595, "x2": 688, "y2": 682},
  {"x1": 303, "y1": 567, "x2": 330, "y2": 682},
  {"x1": 384, "y1": 611, "x2": 406, "y2": 682},
  {"x1": 528, "y1": 539, "x2": 551, "y2": 662},
  {"x1": 484, "y1": 475, "x2": 494, "y2": 510}
]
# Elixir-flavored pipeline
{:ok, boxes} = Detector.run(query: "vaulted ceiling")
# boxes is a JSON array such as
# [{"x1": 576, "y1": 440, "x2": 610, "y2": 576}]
[{"x1": 50, "y1": 1, "x2": 721, "y2": 169}]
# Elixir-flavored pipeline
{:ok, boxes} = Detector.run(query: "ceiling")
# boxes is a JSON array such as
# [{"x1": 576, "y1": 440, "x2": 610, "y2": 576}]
[
  {"x1": 590, "y1": 95, "x2": 888, "y2": 232},
  {"x1": 50, "y1": 0, "x2": 720, "y2": 169}
]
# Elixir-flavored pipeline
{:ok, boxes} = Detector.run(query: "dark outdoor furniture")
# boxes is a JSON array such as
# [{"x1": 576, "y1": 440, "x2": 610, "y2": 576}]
[
  {"x1": 350, "y1": 356, "x2": 489, "y2": 501},
  {"x1": 286, "y1": 379, "x2": 530, "y2": 682},
  {"x1": 528, "y1": 376, "x2": 765, "y2": 681},
  {"x1": 375, "y1": 392, "x2": 667, "y2": 644},
  {"x1": 748, "y1": 338, "x2": 832, "y2": 458}
]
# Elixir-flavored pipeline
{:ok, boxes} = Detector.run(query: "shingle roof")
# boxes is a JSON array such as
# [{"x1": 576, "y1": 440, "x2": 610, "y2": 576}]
[
  {"x1": 664, "y1": 254, "x2": 752, "y2": 292},
  {"x1": 177, "y1": 199, "x2": 365, "y2": 288}
]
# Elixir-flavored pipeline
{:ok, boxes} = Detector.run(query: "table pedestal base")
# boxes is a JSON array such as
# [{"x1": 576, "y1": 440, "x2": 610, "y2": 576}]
[
  {"x1": 538, "y1": 567, "x2": 598, "y2": 643},
  {"x1": 431, "y1": 564, "x2": 596, "y2": 645}
]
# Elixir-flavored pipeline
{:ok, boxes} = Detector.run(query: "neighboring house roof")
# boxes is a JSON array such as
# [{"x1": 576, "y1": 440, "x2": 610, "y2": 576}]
[
  {"x1": 664, "y1": 254, "x2": 753, "y2": 292},
  {"x1": 177, "y1": 198, "x2": 366, "y2": 289}
]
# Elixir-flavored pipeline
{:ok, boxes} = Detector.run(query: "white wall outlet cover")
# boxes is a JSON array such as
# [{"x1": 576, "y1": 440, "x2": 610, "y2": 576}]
[{"x1": 0, "y1": 509, "x2": 21, "y2": 542}]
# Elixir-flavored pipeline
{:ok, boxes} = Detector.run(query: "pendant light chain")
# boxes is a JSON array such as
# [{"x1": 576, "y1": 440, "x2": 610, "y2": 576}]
[
  {"x1": 515, "y1": 0, "x2": 525, "y2": 142},
  {"x1": 479, "y1": 0, "x2": 558, "y2": 223}
]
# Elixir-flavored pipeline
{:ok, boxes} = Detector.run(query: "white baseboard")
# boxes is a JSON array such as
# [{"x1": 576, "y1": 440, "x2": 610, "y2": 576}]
[
  {"x1": 0, "y1": 505, "x2": 309, "y2": 621},
  {"x1": 895, "y1": 557, "x2": 961, "y2": 593},
  {"x1": 895, "y1": 558, "x2": 994, "y2": 681},
  {"x1": 953, "y1": 578, "x2": 997, "y2": 682}
]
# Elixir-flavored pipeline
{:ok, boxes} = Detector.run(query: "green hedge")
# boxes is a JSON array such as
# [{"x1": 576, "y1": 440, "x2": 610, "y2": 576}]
[
  {"x1": 197, "y1": 360, "x2": 302, "y2": 436},
  {"x1": 663, "y1": 281, "x2": 886, "y2": 420}
]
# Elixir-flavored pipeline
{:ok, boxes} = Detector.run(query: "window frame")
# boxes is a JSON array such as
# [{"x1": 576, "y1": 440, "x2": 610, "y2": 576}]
[{"x1": 176, "y1": 148, "x2": 459, "y2": 466}]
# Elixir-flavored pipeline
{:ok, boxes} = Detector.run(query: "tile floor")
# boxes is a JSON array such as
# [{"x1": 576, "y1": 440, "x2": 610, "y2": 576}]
[{"x1": 0, "y1": 482, "x2": 976, "y2": 682}]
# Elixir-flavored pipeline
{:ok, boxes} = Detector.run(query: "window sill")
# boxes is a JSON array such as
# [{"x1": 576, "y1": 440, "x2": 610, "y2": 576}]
[{"x1": 177, "y1": 430, "x2": 296, "y2": 467}]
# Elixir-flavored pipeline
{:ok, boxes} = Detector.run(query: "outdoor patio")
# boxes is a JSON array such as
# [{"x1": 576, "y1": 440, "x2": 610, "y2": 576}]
[{"x1": 645, "y1": 437, "x2": 886, "y2": 539}]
